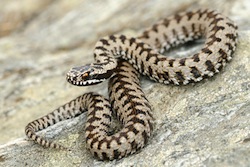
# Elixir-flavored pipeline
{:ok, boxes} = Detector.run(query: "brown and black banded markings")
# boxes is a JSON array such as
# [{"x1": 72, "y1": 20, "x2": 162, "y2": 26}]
[{"x1": 25, "y1": 9, "x2": 237, "y2": 160}]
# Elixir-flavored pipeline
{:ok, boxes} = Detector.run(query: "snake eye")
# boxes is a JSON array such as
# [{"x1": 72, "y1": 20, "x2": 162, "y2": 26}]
[{"x1": 82, "y1": 72, "x2": 89, "y2": 79}]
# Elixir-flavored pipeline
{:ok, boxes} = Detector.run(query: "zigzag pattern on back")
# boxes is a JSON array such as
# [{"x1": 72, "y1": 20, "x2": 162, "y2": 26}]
[{"x1": 25, "y1": 9, "x2": 237, "y2": 160}]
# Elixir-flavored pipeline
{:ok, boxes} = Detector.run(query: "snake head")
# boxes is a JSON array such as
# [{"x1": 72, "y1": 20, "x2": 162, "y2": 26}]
[{"x1": 66, "y1": 64, "x2": 113, "y2": 86}]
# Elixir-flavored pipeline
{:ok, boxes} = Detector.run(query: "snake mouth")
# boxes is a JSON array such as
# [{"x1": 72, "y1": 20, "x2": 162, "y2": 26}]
[{"x1": 67, "y1": 76, "x2": 104, "y2": 86}]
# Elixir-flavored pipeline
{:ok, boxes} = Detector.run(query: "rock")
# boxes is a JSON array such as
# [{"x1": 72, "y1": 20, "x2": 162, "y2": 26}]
[
  {"x1": 0, "y1": 0, "x2": 250, "y2": 167},
  {"x1": 0, "y1": 0, "x2": 53, "y2": 37}
]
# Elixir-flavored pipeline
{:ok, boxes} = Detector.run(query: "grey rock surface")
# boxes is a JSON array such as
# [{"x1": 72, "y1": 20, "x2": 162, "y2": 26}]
[{"x1": 0, "y1": 0, "x2": 250, "y2": 167}]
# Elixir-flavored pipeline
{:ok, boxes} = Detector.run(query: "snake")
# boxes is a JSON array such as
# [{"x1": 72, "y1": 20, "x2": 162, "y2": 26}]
[{"x1": 25, "y1": 9, "x2": 237, "y2": 160}]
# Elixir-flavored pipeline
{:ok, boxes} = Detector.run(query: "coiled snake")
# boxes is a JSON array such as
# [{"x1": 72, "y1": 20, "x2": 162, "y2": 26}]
[{"x1": 25, "y1": 9, "x2": 237, "y2": 160}]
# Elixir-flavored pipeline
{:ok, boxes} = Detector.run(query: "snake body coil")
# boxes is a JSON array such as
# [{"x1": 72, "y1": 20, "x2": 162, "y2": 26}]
[{"x1": 25, "y1": 9, "x2": 237, "y2": 160}]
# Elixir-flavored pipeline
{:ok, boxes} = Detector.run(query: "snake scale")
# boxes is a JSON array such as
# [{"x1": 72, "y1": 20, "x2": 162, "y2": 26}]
[{"x1": 25, "y1": 9, "x2": 237, "y2": 160}]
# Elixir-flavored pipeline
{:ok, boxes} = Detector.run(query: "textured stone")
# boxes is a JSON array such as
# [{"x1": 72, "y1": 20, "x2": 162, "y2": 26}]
[{"x1": 0, "y1": 0, "x2": 250, "y2": 167}]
